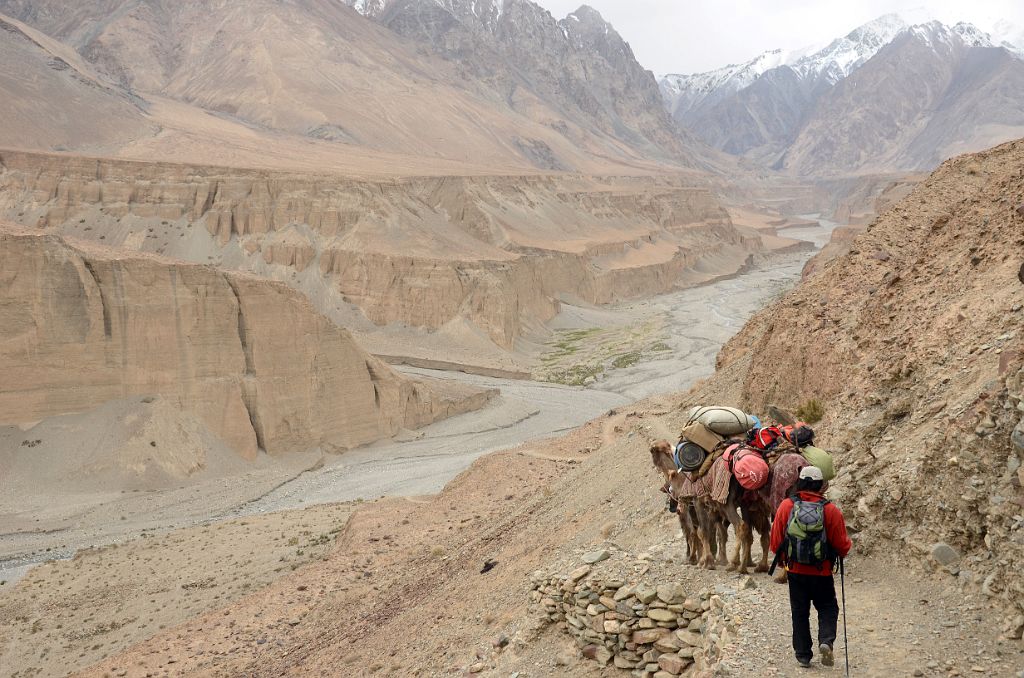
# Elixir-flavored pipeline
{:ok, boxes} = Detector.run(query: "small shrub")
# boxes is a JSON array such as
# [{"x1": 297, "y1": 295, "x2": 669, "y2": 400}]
[
  {"x1": 611, "y1": 352, "x2": 642, "y2": 369},
  {"x1": 549, "y1": 363, "x2": 604, "y2": 386},
  {"x1": 795, "y1": 398, "x2": 825, "y2": 424}
]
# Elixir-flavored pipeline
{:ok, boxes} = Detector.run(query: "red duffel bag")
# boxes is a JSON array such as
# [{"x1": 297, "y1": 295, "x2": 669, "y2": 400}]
[{"x1": 724, "y1": 444, "x2": 770, "y2": 490}]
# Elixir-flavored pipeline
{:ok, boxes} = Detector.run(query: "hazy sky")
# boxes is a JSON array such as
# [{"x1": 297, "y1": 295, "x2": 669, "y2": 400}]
[{"x1": 535, "y1": 0, "x2": 1024, "y2": 75}]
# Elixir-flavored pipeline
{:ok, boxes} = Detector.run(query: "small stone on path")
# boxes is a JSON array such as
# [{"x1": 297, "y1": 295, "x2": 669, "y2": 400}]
[{"x1": 930, "y1": 543, "x2": 960, "y2": 566}]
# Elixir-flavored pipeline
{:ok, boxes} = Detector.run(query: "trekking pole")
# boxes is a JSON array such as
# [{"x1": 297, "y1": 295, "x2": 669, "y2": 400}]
[
  {"x1": 840, "y1": 556, "x2": 850, "y2": 677},
  {"x1": 767, "y1": 548, "x2": 781, "y2": 576}
]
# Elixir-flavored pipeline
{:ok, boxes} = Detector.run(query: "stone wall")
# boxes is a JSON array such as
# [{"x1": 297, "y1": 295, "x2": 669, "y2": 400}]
[{"x1": 528, "y1": 559, "x2": 734, "y2": 676}]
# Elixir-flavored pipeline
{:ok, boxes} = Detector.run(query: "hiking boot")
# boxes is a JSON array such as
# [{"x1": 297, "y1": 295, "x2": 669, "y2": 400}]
[
  {"x1": 797, "y1": 657, "x2": 812, "y2": 668},
  {"x1": 819, "y1": 643, "x2": 834, "y2": 667}
]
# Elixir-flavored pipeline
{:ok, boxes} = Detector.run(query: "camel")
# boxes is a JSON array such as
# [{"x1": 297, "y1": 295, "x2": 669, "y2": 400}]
[
  {"x1": 650, "y1": 440, "x2": 753, "y2": 572},
  {"x1": 650, "y1": 439, "x2": 776, "y2": 575},
  {"x1": 649, "y1": 440, "x2": 704, "y2": 565}
]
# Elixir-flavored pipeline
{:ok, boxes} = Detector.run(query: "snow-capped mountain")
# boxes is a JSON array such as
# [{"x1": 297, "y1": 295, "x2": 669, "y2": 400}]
[
  {"x1": 659, "y1": 14, "x2": 1024, "y2": 175},
  {"x1": 788, "y1": 13, "x2": 909, "y2": 82},
  {"x1": 905, "y1": 20, "x2": 994, "y2": 50},
  {"x1": 781, "y1": 19, "x2": 1024, "y2": 175},
  {"x1": 660, "y1": 47, "x2": 811, "y2": 119},
  {"x1": 660, "y1": 13, "x2": 909, "y2": 121},
  {"x1": 344, "y1": 0, "x2": 507, "y2": 30}
]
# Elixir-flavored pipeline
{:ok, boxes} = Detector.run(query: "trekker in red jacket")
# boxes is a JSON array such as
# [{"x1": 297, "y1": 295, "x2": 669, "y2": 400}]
[{"x1": 770, "y1": 466, "x2": 852, "y2": 669}]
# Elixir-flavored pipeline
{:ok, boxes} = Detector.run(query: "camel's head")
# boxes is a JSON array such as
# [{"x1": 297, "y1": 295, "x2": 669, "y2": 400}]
[
  {"x1": 650, "y1": 439, "x2": 674, "y2": 477},
  {"x1": 665, "y1": 468, "x2": 686, "y2": 499}
]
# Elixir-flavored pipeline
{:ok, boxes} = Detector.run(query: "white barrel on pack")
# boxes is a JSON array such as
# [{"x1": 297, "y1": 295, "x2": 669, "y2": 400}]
[{"x1": 685, "y1": 406, "x2": 758, "y2": 436}]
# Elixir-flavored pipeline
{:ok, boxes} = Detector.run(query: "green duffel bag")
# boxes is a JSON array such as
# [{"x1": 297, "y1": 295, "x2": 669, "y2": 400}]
[{"x1": 800, "y1": 445, "x2": 835, "y2": 481}]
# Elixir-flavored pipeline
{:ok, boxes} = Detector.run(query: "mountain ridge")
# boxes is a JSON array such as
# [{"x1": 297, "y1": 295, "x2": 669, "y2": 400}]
[
  {"x1": 0, "y1": 0, "x2": 708, "y2": 174},
  {"x1": 340, "y1": 0, "x2": 700, "y2": 165},
  {"x1": 660, "y1": 13, "x2": 1024, "y2": 175}
]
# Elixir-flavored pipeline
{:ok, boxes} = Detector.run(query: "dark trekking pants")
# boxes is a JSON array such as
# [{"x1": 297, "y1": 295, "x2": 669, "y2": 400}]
[{"x1": 787, "y1": 572, "x2": 839, "y2": 662}]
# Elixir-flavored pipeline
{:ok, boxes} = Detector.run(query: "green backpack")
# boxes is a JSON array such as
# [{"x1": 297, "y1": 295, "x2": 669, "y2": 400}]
[{"x1": 785, "y1": 497, "x2": 831, "y2": 567}]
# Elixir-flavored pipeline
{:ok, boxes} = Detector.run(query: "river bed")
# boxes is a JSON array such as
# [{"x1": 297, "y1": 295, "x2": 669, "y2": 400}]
[{"x1": 0, "y1": 218, "x2": 836, "y2": 584}]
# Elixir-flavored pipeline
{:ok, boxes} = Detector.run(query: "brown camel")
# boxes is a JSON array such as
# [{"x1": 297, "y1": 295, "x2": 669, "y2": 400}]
[
  {"x1": 756, "y1": 450, "x2": 814, "y2": 583},
  {"x1": 649, "y1": 440, "x2": 704, "y2": 565},
  {"x1": 651, "y1": 439, "x2": 776, "y2": 575},
  {"x1": 650, "y1": 440, "x2": 755, "y2": 573}
]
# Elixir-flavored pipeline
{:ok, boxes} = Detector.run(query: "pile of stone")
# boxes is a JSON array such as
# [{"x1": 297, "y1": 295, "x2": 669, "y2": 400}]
[{"x1": 529, "y1": 563, "x2": 733, "y2": 676}]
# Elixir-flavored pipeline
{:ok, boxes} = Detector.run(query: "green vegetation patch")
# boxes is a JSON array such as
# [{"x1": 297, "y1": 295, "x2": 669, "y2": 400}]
[
  {"x1": 548, "y1": 363, "x2": 606, "y2": 386},
  {"x1": 795, "y1": 398, "x2": 825, "y2": 424},
  {"x1": 611, "y1": 351, "x2": 643, "y2": 369},
  {"x1": 535, "y1": 319, "x2": 674, "y2": 384}
]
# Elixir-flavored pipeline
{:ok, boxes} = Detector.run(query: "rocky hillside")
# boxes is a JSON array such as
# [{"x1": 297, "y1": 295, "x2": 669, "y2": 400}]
[
  {"x1": 343, "y1": 0, "x2": 694, "y2": 163},
  {"x1": 0, "y1": 14, "x2": 153, "y2": 151},
  {"x1": 718, "y1": 138, "x2": 1024, "y2": 625},
  {"x1": 0, "y1": 222, "x2": 488, "y2": 461},
  {"x1": 662, "y1": 15, "x2": 1024, "y2": 176},
  {"x1": 0, "y1": 150, "x2": 758, "y2": 369},
  {"x1": 0, "y1": 0, "x2": 700, "y2": 173}
]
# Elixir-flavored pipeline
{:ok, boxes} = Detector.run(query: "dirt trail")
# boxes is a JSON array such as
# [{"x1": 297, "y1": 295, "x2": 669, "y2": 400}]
[{"x1": 725, "y1": 556, "x2": 1020, "y2": 677}]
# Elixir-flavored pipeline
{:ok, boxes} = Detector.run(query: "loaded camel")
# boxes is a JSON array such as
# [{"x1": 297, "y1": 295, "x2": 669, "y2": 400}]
[
  {"x1": 649, "y1": 440, "x2": 769, "y2": 574},
  {"x1": 650, "y1": 439, "x2": 804, "y2": 576}
]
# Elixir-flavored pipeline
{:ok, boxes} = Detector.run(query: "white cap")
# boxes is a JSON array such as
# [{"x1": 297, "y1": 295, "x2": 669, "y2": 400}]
[{"x1": 799, "y1": 466, "x2": 824, "y2": 481}]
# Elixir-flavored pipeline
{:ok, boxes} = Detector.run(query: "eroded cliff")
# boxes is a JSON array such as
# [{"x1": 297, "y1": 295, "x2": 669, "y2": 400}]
[
  {"x1": 0, "y1": 223, "x2": 490, "y2": 460},
  {"x1": 0, "y1": 150, "x2": 760, "y2": 354}
]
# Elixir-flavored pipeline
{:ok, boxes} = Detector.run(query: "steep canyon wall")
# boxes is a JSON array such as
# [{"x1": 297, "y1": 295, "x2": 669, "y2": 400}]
[
  {"x1": 0, "y1": 151, "x2": 759, "y2": 350},
  {"x1": 0, "y1": 224, "x2": 487, "y2": 459}
]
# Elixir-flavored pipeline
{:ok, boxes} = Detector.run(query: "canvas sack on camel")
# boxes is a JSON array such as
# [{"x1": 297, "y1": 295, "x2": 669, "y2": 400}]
[
  {"x1": 679, "y1": 422, "x2": 724, "y2": 453},
  {"x1": 685, "y1": 406, "x2": 758, "y2": 436},
  {"x1": 799, "y1": 445, "x2": 835, "y2": 481},
  {"x1": 724, "y1": 444, "x2": 770, "y2": 490}
]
